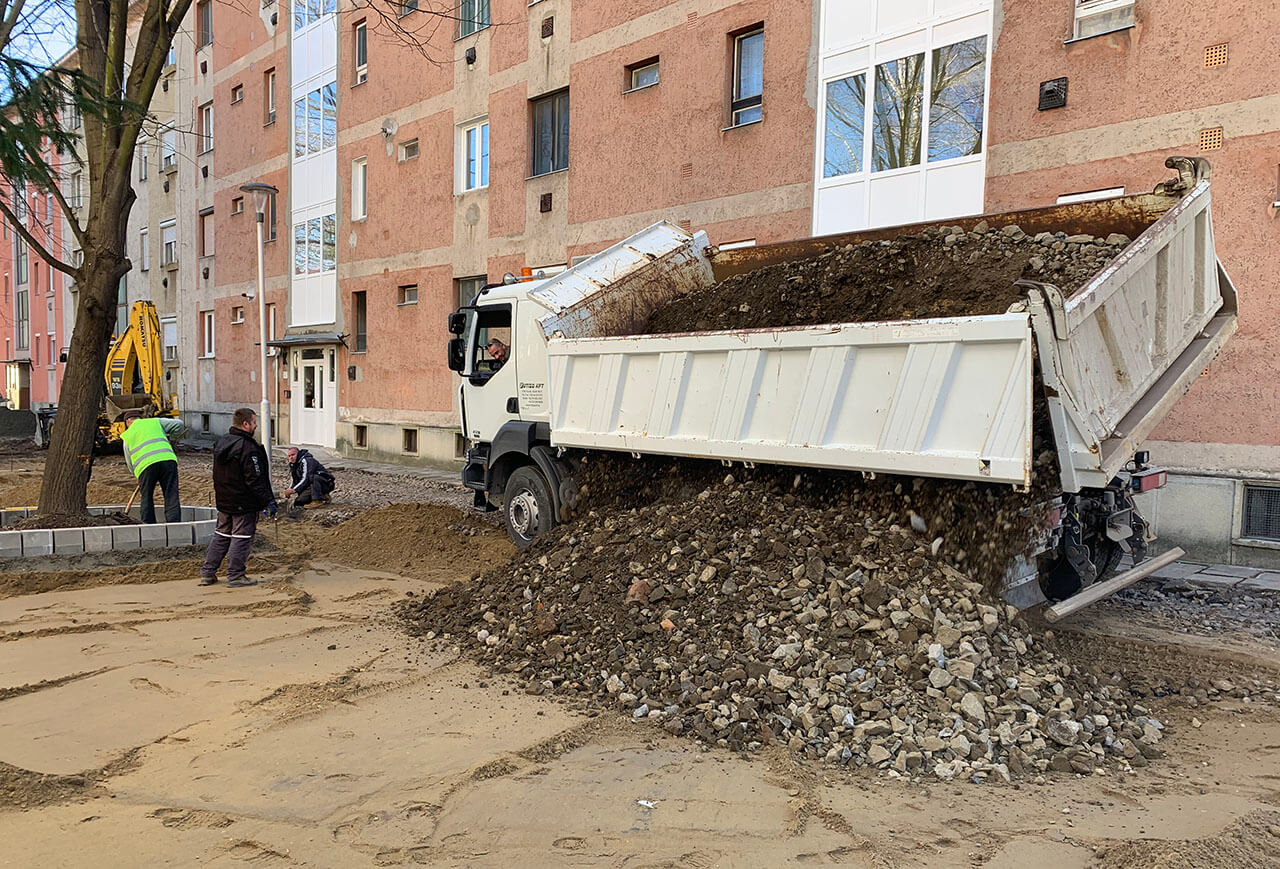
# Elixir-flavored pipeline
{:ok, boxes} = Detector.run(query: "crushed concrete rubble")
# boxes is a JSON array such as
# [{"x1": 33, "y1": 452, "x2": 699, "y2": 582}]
[{"x1": 397, "y1": 459, "x2": 1273, "y2": 781}]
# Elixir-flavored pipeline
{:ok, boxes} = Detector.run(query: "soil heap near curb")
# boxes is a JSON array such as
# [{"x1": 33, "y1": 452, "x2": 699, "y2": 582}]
[
  {"x1": 400, "y1": 457, "x2": 1181, "y2": 782},
  {"x1": 644, "y1": 223, "x2": 1129, "y2": 334},
  {"x1": 315, "y1": 503, "x2": 512, "y2": 577}
]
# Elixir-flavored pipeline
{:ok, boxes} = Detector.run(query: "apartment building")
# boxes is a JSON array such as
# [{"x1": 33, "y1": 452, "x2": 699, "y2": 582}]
[{"x1": 983, "y1": 0, "x2": 1280, "y2": 565}]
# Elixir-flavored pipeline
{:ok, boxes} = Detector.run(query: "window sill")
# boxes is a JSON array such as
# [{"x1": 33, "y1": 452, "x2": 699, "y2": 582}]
[
  {"x1": 453, "y1": 24, "x2": 490, "y2": 42},
  {"x1": 722, "y1": 118, "x2": 763, "y2": 133},
  {"x1": 622, "y1": 82, "x2": 659, "y2": 95},
  {"x1": 264, "y1": 118, "x2": 276, "y2": 127},
  {"x1": 164, "y1": 262, "x2": 179, "y2": 271},
  {"x1": 200, "y1": 354, "x2": 216, "y2": 360},
  {"x1": 526, "y1": 167, "x2": 569, "y2": 181},
  {"x1": 352, "y1": 78, "x2": 367, "y2": 89},
  {"x1": 456, "y1": 185, "x2": 489, "y2": 195},
  {"x1": 397, "y1": 301, "x2": 418, "y2": 307},
  {"x1": 1064, "y1": 24, "x2": 1135, "y2": 44},
  {"x1": 352, "y1": 216, "x2": 367, "y2": 224},
  {"x1": 264, "y1": 236, "x2": 277, "y2": 244},
  {"x1": 162, "y1": 164, "x2": 178, "y2": 175}
]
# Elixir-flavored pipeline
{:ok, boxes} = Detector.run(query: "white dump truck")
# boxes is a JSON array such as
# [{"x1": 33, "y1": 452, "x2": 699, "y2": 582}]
[{"x1": 448, "y1": 157, "x2": 1237, "y2": 612}]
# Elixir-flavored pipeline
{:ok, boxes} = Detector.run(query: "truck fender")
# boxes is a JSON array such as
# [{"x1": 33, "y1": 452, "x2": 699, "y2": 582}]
[
  {"x1": 486, "y1": 420, "x2": 551, "y2": 494},
  {"x1": 529, "y1": 444, "x2": 566, "y2": 524}
]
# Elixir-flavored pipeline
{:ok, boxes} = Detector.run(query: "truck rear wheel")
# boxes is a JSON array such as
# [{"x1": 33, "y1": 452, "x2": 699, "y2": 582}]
[{"x1": 503, "y1": 466, "x2": 553, "y2": 548}]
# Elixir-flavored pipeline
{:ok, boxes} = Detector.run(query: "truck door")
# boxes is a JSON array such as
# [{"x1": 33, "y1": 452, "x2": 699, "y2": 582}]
[{"x1": 462, "y1": 301, "x2": 519, "y2": 442}]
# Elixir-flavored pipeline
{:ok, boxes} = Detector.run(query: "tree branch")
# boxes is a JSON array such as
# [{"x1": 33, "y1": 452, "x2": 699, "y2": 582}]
[
  {"x1": 0, "y1": 0, "x2": 29, "y2": 52},
  {"x1": 0, "y1": 194, "x2": 78, "y2": 278}
]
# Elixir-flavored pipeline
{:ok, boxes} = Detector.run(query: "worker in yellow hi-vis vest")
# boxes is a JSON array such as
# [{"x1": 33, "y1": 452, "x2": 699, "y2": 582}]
[{"x1": 121, "y1": 410, "x2": 187, "y2": 523}]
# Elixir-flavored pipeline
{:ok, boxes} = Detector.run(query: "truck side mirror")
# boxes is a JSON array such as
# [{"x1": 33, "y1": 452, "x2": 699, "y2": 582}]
[
  {"x1": 447, "y1": 312, "x2": 466, "y2": 335},
  {"x1": 447, "y1": 338, "x2": 466, "y2": 372}
]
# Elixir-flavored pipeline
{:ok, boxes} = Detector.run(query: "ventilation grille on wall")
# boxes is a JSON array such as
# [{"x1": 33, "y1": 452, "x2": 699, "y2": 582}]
[
  {"x1": 539, "y1": 192, "x2": 552, "y2": 213},
  {"x1": 680, "y1": 162, "x2": 693, "y2": 181},
  {"x1": 1203, "y1": 42, "x2": 1228, "y2": 68},
  {"x1": 1038, "y1": 77, "x2": 1068, "y2": 111},
  {"x1": 686, "y1": 11, "x2": 698, "y2": 28},
  {"x1": 541, "y1": 16, "x2": 554, "y2": 38},
  {"x1": 1243, "y1": 485, "x2": 1280, "y2": 541},
  {"x1": 678, "y1": 218, "x2": 691, "y2": 232},
  {"x1": 1199, "y1": 126, "x2": 1224, "y2": 151}
]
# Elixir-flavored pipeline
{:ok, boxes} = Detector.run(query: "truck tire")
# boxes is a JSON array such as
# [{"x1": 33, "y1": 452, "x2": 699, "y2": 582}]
[{"x1": 503, "y1": 466, "x2": 553, "y2": 548}]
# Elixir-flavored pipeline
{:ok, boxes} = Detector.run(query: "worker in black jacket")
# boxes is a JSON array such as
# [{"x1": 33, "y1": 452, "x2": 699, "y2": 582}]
[
  {"x1": 199, "y1": 408, "x2": 277, "y2": 588},
  {"x1": 285, "y1": 447, "x2": 335, "y2": 507}
]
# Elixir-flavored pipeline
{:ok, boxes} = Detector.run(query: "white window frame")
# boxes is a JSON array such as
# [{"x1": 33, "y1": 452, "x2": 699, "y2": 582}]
[
  {"x1": 1072, "y1": 0, "x2": 1135, "y2": 41},
  {"x1": 231, "y1": 305, "x2": 245, "y2": 324},
  {"x1": 232, "y1": 196, "x2": 244, "y2": 215},
  {"x1": 137, "y1": 143, "x2": 149, "y2": 181},
  {"x1": 201, "y1": 310, "x2": 215, "y2": 358},
  {"x1": 352, "y1": 157, "x2": 367, "y2": 219},
  {"x1": 160, "y1": 219, "x2": 177, "y2": 266},
  {"x1": 399, "y1": 138, "x2": 419, "y2": 162},
  {"x1": 231, "y1": 84, "x2": 244, "y2": 103},
  {"x1": 730, "y1": 27, "x2": 764, "y2": 127},
  {"x1": 161, "y1": 128, "x2": 178, "y2": 170},
  {"x1": 1057, "y1": 187, "x2": 1125, "y2": 204},
  {"x1": 265, "y1": 69, "x2": 277, "y2": 124},
  {"x1": 161, "y1": 316, "x2": 178, "y2": 362},
  {"x1": 354, "y1": 21, "x2": 368, "y2": 84},
  {"x1": 200, "y1": 103, "x2": 214, "y2": 153},
  {"x1": 398, "y1": 284, "x2": 418, "y2": 306},
  {"x1": 458, "y1": 118, "x2": 489, "y2": 192},
  {"x1": 458, "y1": 0, "x2": 489, "y2": 37},
  {"x1": 139, "y1": 228, "x2": 149, "y2": 271},
  {"x1": 626, "y1": 59, "x2": 660, "y2": 92}
]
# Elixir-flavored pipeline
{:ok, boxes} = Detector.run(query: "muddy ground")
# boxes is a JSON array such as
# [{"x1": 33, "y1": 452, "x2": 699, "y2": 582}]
[{"x1": 1, "y1": 448, "x2": 1279, "y2": 867}]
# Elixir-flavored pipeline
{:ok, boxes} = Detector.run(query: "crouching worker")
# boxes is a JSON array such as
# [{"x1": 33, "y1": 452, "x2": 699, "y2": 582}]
[
  {"x1": 200, "y1": 408, "x2": 277, "y2": 588},
  {"x1": 285, "y1": 447, "x2": 335, "y2": 507},
  {"x1": 121, "y1": 410, "x2": 186, "y2": 523}
]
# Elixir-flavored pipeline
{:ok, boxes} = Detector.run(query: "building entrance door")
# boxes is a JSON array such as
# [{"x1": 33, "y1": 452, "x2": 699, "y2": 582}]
[{"x1": 289, "y1": 348, "x2": 336, "y2": 447}]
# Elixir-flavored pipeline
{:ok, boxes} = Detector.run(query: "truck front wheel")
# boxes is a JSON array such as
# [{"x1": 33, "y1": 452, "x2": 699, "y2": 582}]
[{"x1": 503, "y1": 466, "x2": 553, "y2": 548}]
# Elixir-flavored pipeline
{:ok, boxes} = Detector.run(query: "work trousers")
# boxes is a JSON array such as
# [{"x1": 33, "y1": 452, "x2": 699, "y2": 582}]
[
  {"x1": 200, "y1": 511, "x2": 259, "y2": 581},
  {"x1": 293, "y1": 476, "x2": 335, "y2": 506},
  {"x1": 138, "y1": 459, "x2": 181, "y2": 524}
]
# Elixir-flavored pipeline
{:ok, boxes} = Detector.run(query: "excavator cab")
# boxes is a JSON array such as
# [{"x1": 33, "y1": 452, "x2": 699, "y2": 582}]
[{"x1": 98, "y1": 301, "x2": 179, "y2": 448}]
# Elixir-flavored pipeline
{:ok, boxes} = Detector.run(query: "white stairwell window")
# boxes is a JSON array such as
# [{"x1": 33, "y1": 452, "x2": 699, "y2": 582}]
[
  {"x1": 1073, "y1": 0, "x2": 1135, "y2": 40},
  {"x1": 161, "y1": 220, "x2": 177, "y2": 266},
  {"x1": 161, "y1": 317, "x2": 177, "y2": 361}
]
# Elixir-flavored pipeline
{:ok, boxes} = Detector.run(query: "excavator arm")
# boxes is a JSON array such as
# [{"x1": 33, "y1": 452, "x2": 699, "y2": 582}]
[{"x1": 100, "y1": 301, "x2": 178, "y2": 444}]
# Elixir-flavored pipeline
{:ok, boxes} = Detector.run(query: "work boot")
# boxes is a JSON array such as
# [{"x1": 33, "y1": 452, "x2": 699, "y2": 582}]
[
  {"x1": 227, "y1": 576, "x2": 259, "y2": 588},
  {"x1": 198, "y1": 576, "x2": 218, "y2": 586}
]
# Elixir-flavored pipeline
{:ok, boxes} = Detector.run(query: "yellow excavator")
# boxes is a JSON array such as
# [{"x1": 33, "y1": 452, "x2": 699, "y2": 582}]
[{"x1": 98, "y1": 300, "x2": 179, "y2": 448}]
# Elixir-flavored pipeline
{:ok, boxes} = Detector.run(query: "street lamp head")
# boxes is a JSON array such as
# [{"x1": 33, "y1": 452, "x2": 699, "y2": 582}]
[{"x1": 239, "y1": 182, "x2": 278, "y2": 218}]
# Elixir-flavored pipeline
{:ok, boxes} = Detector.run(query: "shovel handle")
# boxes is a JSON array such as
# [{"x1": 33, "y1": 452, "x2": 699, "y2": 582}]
[{"x1": 124, "y1": 484, "x2": 141, "y2": 513}]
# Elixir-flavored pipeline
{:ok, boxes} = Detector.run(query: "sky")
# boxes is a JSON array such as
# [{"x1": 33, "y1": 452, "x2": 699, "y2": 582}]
[{"x1": 11, "y1": 0, "x2": 76, "y2": 67}]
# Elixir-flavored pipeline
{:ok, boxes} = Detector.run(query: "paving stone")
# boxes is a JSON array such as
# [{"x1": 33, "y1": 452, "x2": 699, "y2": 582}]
[
  {"x1": 193, "y1": 520, "x2": 216, "y2": 545},
  {"x1": 83, "y1": 527, "x2": 114, "y2": 553},
  {"x1": 1238, "y1": 573, "x2": 1280, "y2": 593},
  {"x1": 22, "y1": 530, "x2": 53, "y2": 556},
  {"x1": 52, "y1": 528, "x2": 85, "y2": 555},
  {"x1": 1197, "y1": 565, "x2": 1263, "y2": 579},
  {"x1": 1179, "y1": 573, "x2": 1244, "y2": 589},
  {"x1": 0, "y1": 508, "x2": 29, "y2": 527},
  {"x1": 0, "y1": 530, "x2": 22, "y2": 558},
  {"x1": 166, "y1": 523, "x2": 195, "y2": 547},
  {"x1": 1150, "y1": 561, "x2": 1207, "y2": 580},
  {"x1": 139, "y1": 525, "x2": 167, "y2": 548},
  {"x1": 111, "y1": 526, "x2": 141, "y2": 550}
]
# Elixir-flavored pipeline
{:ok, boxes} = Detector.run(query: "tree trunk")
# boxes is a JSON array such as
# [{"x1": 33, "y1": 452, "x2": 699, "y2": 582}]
[{"x1": 37, "y1": 253, "x2": 127, "y2": 516}]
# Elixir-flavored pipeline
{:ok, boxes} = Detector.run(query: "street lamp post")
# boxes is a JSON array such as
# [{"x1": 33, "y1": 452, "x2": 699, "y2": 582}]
[{"x1": 239, "y1": 182, "x2": 278, "y2": 481}]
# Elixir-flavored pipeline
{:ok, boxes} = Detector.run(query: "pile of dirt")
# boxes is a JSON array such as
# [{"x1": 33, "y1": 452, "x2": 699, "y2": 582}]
[
  {"x1": 315, "y1": 503, "x2": 512, "y2": 577},
  {"x1": 0, "y1": 480, "x2": 136, "y2": 510},
  {"x1": 0, "y1": 761, "x2": 97, "y2": 811},
  {"x1": 399, "y1": 456, "x2": 1203, "y2": 781},
  {"x1": 1090, "y1": 809, "x2": 1280, "y2": 868},
  {"x1": 11, "y1": 512, "x2": 138, "y2": 530},
  {"x1": 644, "y1": 223, "x2": 1129, "y2": 334}
]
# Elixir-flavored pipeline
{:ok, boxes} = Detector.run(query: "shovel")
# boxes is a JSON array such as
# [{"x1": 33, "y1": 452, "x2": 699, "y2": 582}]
[{"x1": 124, "y1": 484, "x2": 141, "y2": 515}]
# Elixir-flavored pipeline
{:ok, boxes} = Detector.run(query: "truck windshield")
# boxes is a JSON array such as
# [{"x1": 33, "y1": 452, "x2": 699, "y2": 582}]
[{"x1": 469, "y1": 304, "x2": 512, "y2": 384}]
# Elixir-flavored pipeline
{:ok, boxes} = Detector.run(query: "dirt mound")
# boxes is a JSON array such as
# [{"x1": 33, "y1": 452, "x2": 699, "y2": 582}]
[
  {"x1": 0, "y1": 761, "x2": 97, "y2": 811},
  {"x1": 644, "y1": 223, "x2": 1127, "y2": 334},
  {"x1": 315, "y1": 503, "x2": 512, "y2": 577},
  {"x1": 0, "y1": 480, "x2": 136, "y2": 510},
  {"x1": 1091, "y1": 810, "x2": 1280, "y2": 868},
  {"x1": 397, "y1": 456, "x2": 1218, "y2": 781},
  {"x1": 11, "y1": 512, "x2": 137, "y2": 530}
]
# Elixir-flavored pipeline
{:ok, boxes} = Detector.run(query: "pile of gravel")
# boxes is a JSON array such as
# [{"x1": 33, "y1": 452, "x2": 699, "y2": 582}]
[{"x1": 400, "y1": 458, "x2": 1170, "y2": 782}]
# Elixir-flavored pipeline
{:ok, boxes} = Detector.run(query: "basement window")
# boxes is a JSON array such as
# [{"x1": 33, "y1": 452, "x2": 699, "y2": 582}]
[
  {"x1": 354, "y1": 424, "x2": 368, "y2": 449},
  {"x1": 1242, "y1": 485, "x2": 1280, "y2": 542},
  {"x1": 231, "y1": 306, "x2": 244, "y2": 324},
  {"x1": 398, "y1": 284, "x2": 418, "y2": 305},
  {"x1": 625, "y1": 57, "x2": 660, "y2": 92},
  {"x1": 399, "y1": 138, "x2": 419, "y2": 161},
  {"x1": 402, "y1": 427, "x2": 418, "y2": 454}
]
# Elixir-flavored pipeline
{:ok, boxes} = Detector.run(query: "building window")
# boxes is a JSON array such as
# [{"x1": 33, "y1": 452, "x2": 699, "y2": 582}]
[
  {"x1": 201, "y1": 310, "x2": 215, "y2": 357},
  {"x1": 137, "y1": 143, "x2": 149, "y2": 181},
  {"x1": 398, "y1": 284, "x2": 418, "y2": 305},
  {"x1": 231, "y1": 83, "x2": 244, "y2": 103},
  {"x1": 459, "y1": 0, "x2": 489, "y2": 37},
  {"x1": 352, "y1": 157, "x2": 367, "y2": 219},
  {"x1": 354, "y1": 21, "x2": 367, "y2": 84},
  {"x1": 265, "y1": 191, "x2": 278, "y2": 241},
  {"x1": 198, "y1": 0, "x2": 213, "y2": 47},
  {"x1": 398, "y1": 0, "x2": 418, "y2": 17},
  {"x1": 264, "y1": 69, "x2": 277, "y2": 124},
  {"x1": 530, "y1": 90, "x2": 569, "y2": 176},
  {"x1": 199, "y1": 208, "x2": 215, "y2": 257},
  {"x1": 354, "y1": 424, "x2": 368, "y2": 449},
  {"x1": 352, "y1": 290, "x2": 367, "y2": 352},
  {"x1": 823, "y1": 74, "x2": 864, "y2": 178},
  {"x1": 1073, "y1": 0, "x2": 1134, "y2": 41},
  {"x1": 232, "y1": 305, "x2": 244, "y2": 323},
  {"x1": 1242, "y1": 485, "x2": 1280, "y2": 542},
  {"x1": 161, "y1": 220, "x2": 177, "y2": 266},
  {"x1": 294, "y1": 82, "x2": 337, "y2": 157},
  {"x1": 266, "y1": 303, "x2": 278, "y2": 340},
  {"x1": 15, "y1": 237, "x2": 27, "y2": 284},
  {"x1": 626, "y1": 57, "x2": 659, "y2": 92},
  {"x1": 161, "y1": 127, "x2": 178, "y2": 169},
  {"x1": 232, "y1": 196, "x2": 244, "y2": 215},
  {"x1": 15, "y1": 287, "x2": 27, "y2": 350},
  {"x1": 456, "y1": 275, "x2": 485, "y2": 308},
  {"x1": 402, "y1": 427, "x2": 417, "y2": 454},
  {"x1": 139, "y1": 228, "x2": 149, "y2": 270},
  {"x1": 161, "y1": 317, "x2": 178, "y2": 362},
  {"x1": 927, "y1": 37, "x2": 987, "y2": 162},
  {"x1": 166, "y1": 44, "x2": 176, "y2": 67},
  {"x1": 398, "y1": 138, "x2": 419, "y2": 161},
  {"x1": 199, "y1": 102, "x2": 214, "y2": 152},
  {"x1": 460, "y1": 119, "x2": 489, "y2": 190},
  {"x1": 68, "y1": 171, "x2": 82, "y2": 209},
  {"x1": 293, "y1": 213, "x2": 337, "y2": 275},
  {"x1": 730, "y1": 27, "x2": 764, "y2": 126},
  {"x1": 295, "y1": 0, "x2": 335, "y2": 30}
]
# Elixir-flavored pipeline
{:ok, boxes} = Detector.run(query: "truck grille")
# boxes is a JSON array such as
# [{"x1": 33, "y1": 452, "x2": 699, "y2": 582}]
[{"x1": 1242, "y1": 485, "x2": 1280, "y2": 541}]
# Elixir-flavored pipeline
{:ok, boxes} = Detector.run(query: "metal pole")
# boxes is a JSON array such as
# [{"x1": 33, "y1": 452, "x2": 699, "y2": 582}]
[
  {"x1": 1042, "y1": 546, "x2": 1185, "y2": 623},
  {"x1": 256, "y1": 212, "x2": 270, "y2": 482}
]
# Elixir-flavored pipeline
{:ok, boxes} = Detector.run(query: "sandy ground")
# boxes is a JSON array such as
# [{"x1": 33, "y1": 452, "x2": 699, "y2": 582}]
[{"x1": 1, "y1": 457, "x2": 1279, "y2": 866}]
